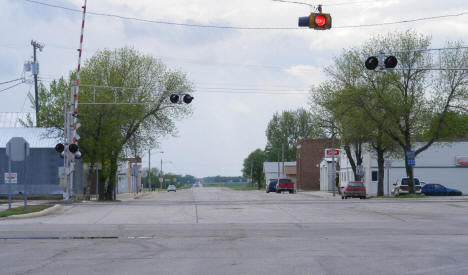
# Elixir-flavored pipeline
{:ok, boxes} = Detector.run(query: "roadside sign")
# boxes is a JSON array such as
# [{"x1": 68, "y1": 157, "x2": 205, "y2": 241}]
[
  {"x1": 356, "y1": 165, "x2": 365, "y2": 176},
  {"x1": 4, "y1": 173, "x2": 17, "y2": 184},
  {"x1": 406, "y1": 151, "x2": 415, "y2": 157},
  {"x1": 407, "y1": 158, "x2": 415, "y2": 166},
  {"x1": 159, "y1": 177, "x2": 163, "y2": 183},
  {"x1": 6, "y1": 137, "x2": 30, "y2": 162},
  {"x1": 325, "y1": 148, "x2": 340, "y2": 157},
  {"x1": 384, "y1": 160, "x2": 392, "y2": 169}
]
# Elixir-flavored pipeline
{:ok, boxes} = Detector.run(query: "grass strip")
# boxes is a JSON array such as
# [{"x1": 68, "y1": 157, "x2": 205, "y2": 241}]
[{"x1": 0, "y1": 205, "x2": 50, "y2": 217}]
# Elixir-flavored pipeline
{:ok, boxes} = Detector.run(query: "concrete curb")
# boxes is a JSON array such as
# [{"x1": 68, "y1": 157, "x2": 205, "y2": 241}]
[{"x1": 5, "y1": 204, "x2": 63, "y2": 219}]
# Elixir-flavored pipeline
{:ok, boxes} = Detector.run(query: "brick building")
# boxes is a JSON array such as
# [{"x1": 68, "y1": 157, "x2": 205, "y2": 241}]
[{"x1": 296, "y1": 138, "x2": 339, "y2": 190}]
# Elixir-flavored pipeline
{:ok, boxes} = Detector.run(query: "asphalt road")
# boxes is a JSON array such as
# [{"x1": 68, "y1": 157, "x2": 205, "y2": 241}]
[{"x1": 1, "y1": 187, "x2": 468, "y2": 275}]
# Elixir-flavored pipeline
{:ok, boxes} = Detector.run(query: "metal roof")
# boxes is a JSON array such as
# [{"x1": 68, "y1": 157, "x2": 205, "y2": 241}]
[{"x1": 0, "y1": 128, "x2": 59, "y2": 148}]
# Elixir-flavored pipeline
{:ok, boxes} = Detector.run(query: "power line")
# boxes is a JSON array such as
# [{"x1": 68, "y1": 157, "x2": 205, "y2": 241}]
[
  {"x1": 0, "y1": 81, "x2": 24, "y2": 93},
  {"x1": 0, "y1": 78, "x2": 24, "y2": 85},
  {"x1": 22, "y1": 0, "x2": 468, "y2": 30}
]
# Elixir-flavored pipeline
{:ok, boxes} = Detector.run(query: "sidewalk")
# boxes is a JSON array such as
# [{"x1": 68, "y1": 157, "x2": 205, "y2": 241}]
[
  {"x1": 299, "y1": 191, "x2": 339, "y2": 199},
  {"x1": 0, "y1": 200, "x2": 56, "y2": 211}
]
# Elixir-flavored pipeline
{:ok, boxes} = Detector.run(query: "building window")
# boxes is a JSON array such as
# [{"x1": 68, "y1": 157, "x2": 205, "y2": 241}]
[{"x1": 371, "y1": 171, "x2": 378, "y2": 181}]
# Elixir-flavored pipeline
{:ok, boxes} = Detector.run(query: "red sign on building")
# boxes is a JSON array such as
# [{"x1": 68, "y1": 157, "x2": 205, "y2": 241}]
[{"x1": 456, "y1": 156, "x2": 468, "y2": 166}]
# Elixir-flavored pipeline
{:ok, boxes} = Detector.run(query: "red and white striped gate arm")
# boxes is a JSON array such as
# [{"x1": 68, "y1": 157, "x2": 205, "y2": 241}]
[{"x1": 72, "y1": 0, "x2": 87, "y2": 144}]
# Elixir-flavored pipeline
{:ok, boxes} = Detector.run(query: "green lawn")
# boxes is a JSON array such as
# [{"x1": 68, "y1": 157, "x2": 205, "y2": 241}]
[{"x1": 0, "y1": 205, "x2": 50, "y2": 217}]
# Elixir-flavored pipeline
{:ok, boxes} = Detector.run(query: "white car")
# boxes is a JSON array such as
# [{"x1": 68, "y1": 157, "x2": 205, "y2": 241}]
[
  {"x1": 167, "y1": 185, "x2": 176, "y2": 192},
  {"x1": 392, "y1": 178, "x2": 422, "y2": 195}
]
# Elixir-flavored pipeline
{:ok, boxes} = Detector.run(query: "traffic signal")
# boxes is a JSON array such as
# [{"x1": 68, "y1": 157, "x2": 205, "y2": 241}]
[
  {"x1": 298, "y1": 13, "x2": 332, "y2": 30},
  {"x1": 365, "y1": 55, "x2": 398, "y2": 70},
  {"x1": 169, "y1": 94, "x2": 194, "y2": 104}
]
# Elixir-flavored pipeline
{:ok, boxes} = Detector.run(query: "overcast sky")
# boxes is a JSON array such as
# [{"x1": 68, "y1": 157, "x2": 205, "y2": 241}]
[{"x1": 1, "y1": 0, "x2": 467, "y2": 177}]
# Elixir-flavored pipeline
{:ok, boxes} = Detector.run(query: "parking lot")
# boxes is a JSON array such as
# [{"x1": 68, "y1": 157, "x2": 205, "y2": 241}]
[{"x1": 1, "y1": 187, "x2": 468, "y2": 274}]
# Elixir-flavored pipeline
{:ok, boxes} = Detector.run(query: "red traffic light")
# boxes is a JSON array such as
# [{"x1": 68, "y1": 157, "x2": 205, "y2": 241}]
[
  {"x1": 298, "y1": 13, "x2": 332, "y2": 30},
  {"x1": 314, "y1": 15, "x2": 326, "y2": 27}
]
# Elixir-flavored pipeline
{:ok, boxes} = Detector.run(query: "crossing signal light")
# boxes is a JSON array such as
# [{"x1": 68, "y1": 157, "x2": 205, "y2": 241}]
[
  {"x1": 365, "y1": 55, "x2": 398, "y2": 70},
  {"x1": 384, "y1": 55, "x2": 398, "y2": 69},
  {"x1": 170, "y1": 94, "x2": 179, "y2": 103},
  {"x1": 55, "y1": 143, "x2": 65, "y2": 153},
  {"x1": 69, "y1": 144, "x2": 78, "y2": 154},
  {"x1": 365, "y1": 56, "x2": 379, "y2": 70},
  {"x1": 183, "y1": 94, "x2": 194, "y2": 104},
  {"x1": 298, "y1": 13, "x2": 332, "y2": 30}
]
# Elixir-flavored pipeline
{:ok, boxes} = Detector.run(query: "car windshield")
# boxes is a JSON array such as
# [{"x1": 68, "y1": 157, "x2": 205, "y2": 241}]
[
  {"x1": 279, "y1": 179, "x2": 292, "y2": 184},
  {"x1": 349, "y1": 182, "x2": 363, "y2": 187},
  {"x1": 401, "y1": 178, "x2": 420, "y2": 185}
]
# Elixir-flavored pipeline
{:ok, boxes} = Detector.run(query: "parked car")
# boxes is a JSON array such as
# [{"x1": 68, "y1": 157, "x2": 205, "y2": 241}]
[
  {"x1": 167, "y1": 185, "x2": 176, "y2": 192},
  {"x1": 392, "y1": 178, "x2": 422, "y2": 195},
  {"x1": 275, "y1": 178, "x2": 295, "y2": 194},
  {"x1": 342, "y1": 181, "x2": 366, "y2": 199},
  {"x1": 266, "y1": 179, "x2": 277, "y2": 193},
  {"x1": 421, "y1": 184, "x2": 462, "y2": 196}
]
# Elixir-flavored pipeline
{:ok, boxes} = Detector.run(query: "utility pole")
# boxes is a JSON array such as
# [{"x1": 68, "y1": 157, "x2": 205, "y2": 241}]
[
  {"x1": 250, "y1": 160, "x2": 253, "y2": 188},
  {"x1": 282, "y1": 143, "x2": 285, "y2": 178},
  {"x1": 160, "y1": 157, "x2": 163, "y2": 191},
  {"x1": 31, "y1": 40, "x2": 43, "y2": 126},
  {"x1": 331, "y1": 127, "x2": 336, "y2": 197},
  {"x1": 148, "y1": 150, "x2": 151, "y2": 192}
]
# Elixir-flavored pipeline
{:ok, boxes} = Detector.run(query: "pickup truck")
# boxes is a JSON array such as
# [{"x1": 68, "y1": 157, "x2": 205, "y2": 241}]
[
  {"x1": 275, "y1": 178, "x2": 295, "y2": 194},
  {"x1": 392, "y1": 178, "x2": 422, "y2": 195}
]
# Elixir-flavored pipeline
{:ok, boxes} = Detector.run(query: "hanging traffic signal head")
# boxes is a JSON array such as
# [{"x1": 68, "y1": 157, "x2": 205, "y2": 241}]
[
  {"x1": 170, "y1": 94, "x2": 180, "y2": 103},
  {"x1": 183, "y1": 94, "x2": 194, "y2": 104},
  {"x1": 55, "y1": 143, "x2": 65, "y2": 153},
  {"x1": 365, "y1": 56, "x2": 379, "y2": 70},
  {"x1": 298, "y1": 13, "x2": 332, "y2": 30}
]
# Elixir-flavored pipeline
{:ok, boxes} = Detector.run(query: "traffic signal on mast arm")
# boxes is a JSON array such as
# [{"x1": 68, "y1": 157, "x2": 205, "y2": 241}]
[
  {"x1": 169, "y1": 93, "x2": 194, "y2": 104},
  {"x1": 298, "y1": 13, "x2": 332, "y2": 30},
  {"x1": 365, "y1": 55, "x2": 398, "y2": 70}
]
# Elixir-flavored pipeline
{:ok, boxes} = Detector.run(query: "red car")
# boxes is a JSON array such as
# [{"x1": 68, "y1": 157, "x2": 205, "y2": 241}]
[
  {"x1": 275, "y1": 178, "x2": 295, "y2": 194},
  {"x1": 342, "y1": 181, "x2": 366, "y2": 199}
]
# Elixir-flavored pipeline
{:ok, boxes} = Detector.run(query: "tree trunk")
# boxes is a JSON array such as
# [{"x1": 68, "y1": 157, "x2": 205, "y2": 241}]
[
  {"x1": 106, "y1": 154, "x2": 119, "y2": 200},
  {"x1": 404, "y1": 154, "x2": 415, "y2": 194},
  {"x1": 344, "y1": 145, "x2": 357, "y2": 180},
  {"x1": 377, "y1": 150, "x2": 385, "y2": 196}
]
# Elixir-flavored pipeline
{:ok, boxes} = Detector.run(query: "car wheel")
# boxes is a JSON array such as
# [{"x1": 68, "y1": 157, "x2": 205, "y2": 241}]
[
  {"x1": 341, "y1": 196, "x2": 344, "y2": 200},
  {"x1": 289, "y1": 190, "x2": 293, "y2": 194}
]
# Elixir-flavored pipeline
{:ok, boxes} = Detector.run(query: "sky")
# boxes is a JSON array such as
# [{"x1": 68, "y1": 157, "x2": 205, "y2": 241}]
[{"x1": 0, "y1": 0, "x2": 467, "y2": 177}]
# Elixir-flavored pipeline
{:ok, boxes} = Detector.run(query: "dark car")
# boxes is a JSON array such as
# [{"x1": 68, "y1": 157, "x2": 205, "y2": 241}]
[
  {"x1": 342, "y1": 181, "x2": 366, "y2": 199},
  {"x1": 266, "y1": 179, "x2": 277, "y2": 193},
  {"x1": 421, "y1": 184, "x2": 463, "y2": 196}
]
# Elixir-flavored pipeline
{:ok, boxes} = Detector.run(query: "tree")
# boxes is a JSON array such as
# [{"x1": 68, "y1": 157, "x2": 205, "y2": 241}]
[
  {"x1": 28, "y1": 47, "x2": 193, "y2": 200},
  {"x1": 265, "y1": 108, "x2": 323, "y2": 162},
  {"x1": 242, "y1": 149, "x2": 266, "y2": 189},
  {"x1": 355, "y1": 32, "x2": 468, "y2": 193}
]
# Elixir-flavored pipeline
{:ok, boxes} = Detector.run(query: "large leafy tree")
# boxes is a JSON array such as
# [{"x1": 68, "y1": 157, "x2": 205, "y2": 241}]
[
  {"x1": 265, "y1": 108, "x2": 323, "y2": 162},
  {"x1": 242, "y1": 149, "x2": 266, "y2": 189},
  {"x1": 28, "y1": 47, "x2": 193, "y2": 200}
]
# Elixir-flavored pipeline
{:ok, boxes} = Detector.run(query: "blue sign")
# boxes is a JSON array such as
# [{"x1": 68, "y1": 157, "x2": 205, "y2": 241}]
[
  {"x1": 406, "y1": 150, "x2": 415, "y2": 157},
  {"x1": 407, "y1": 158, "x2": 415, "y2": 166}
]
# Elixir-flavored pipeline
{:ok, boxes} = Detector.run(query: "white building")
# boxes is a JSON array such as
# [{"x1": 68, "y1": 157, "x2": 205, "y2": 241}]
[
  {"x1": 263, "y1": 161, "x2": 296, "y2": 184},
  {"x1": 339, "y1": 141, "x2": 468, "y2": 196}
]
